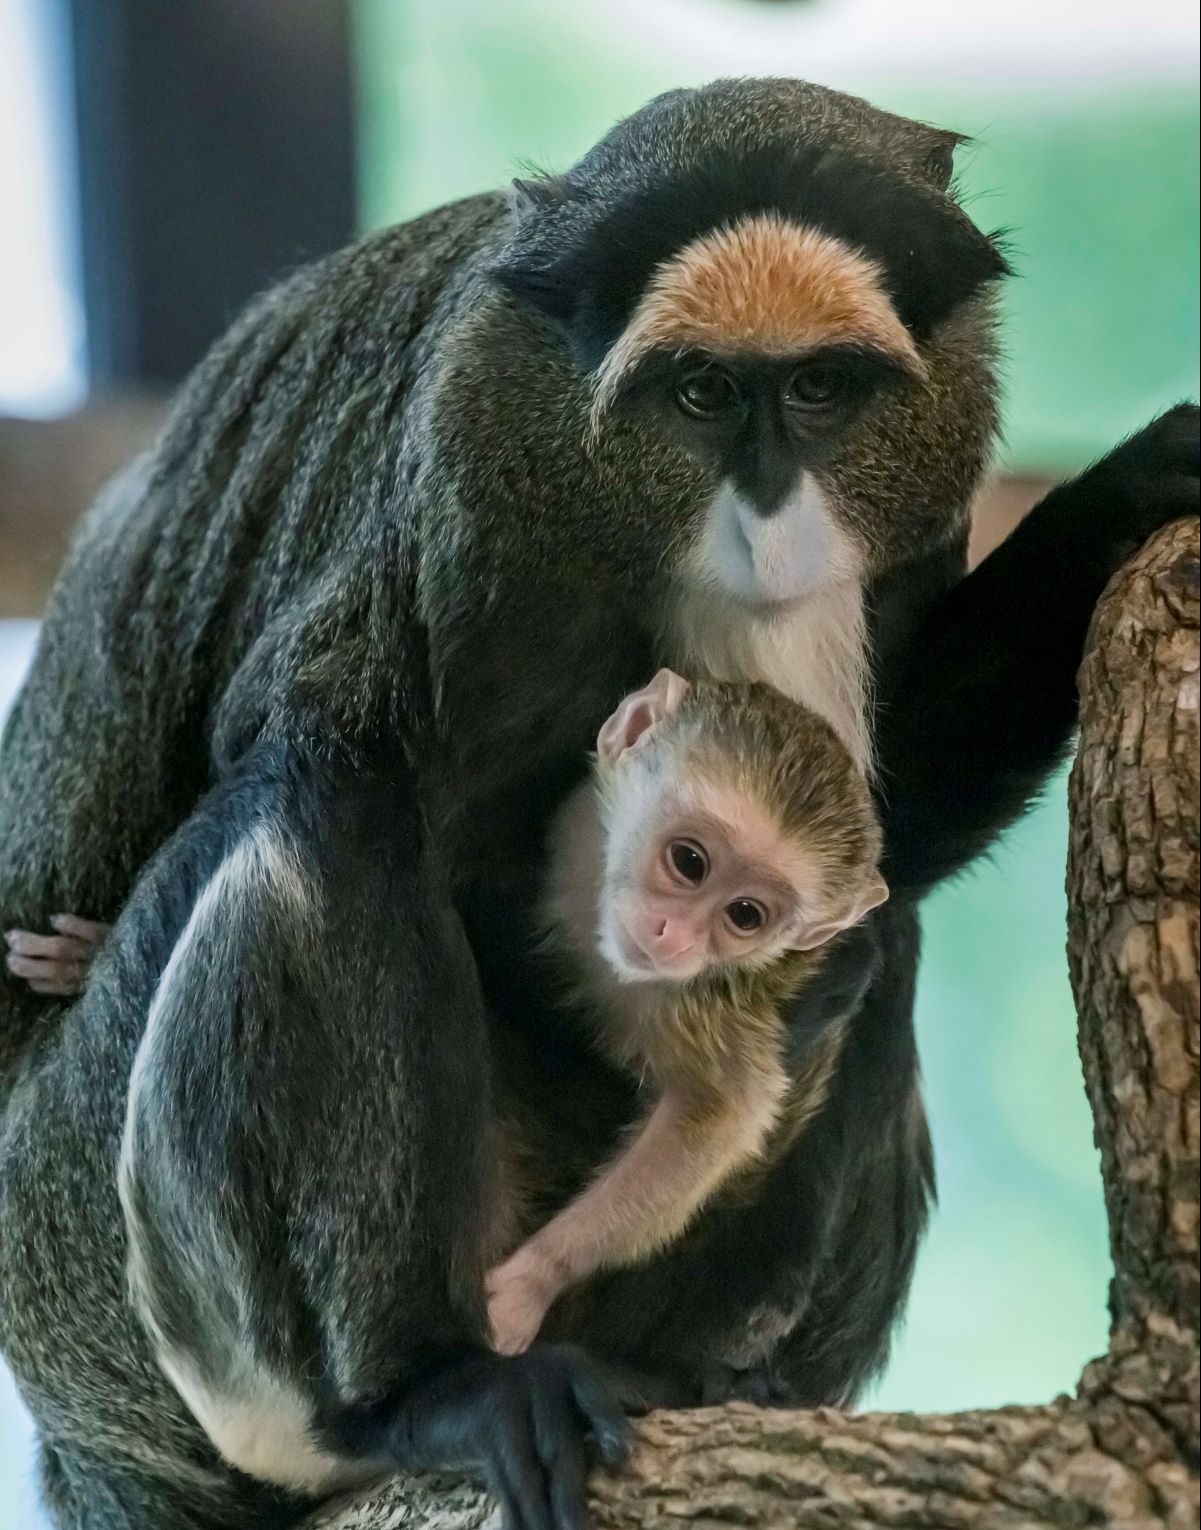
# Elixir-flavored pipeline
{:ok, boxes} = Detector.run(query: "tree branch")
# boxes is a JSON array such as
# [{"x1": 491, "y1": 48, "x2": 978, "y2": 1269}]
[{"x1": 310, "y1": 520, "x2": 1201, "y2": 1530}]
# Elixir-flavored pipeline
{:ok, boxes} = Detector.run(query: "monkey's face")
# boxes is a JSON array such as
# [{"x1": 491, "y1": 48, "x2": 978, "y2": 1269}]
[
  {"x1": 492, "y1": 83, "x2": 1008, "y2": 601},
  {"x1": 598, "y1": 758, "x2": 882, "y2": 987},
  {"x1": 617, "y1": 343, "x2": 910, "y2": 607},
  {"x1": 599, "y1": 774, "x2": 812, "y2": 985},
  {"x1": 592, "y1": 669, "x2": 887, "y2": 984}
]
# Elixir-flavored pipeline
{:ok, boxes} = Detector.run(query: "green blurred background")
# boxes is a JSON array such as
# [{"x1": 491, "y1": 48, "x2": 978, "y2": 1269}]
[{"x1": 0, "y1": 2, "x2": 1197, "y2": 1519}]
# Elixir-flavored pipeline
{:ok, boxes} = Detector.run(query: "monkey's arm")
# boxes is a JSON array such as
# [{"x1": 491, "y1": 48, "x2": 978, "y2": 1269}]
[
  {"x1": 487, "y1": 1067, "x2": 785, "y2": 1357},
  {"x1": 876, "y1": 405, "x2": 1199, "y2": 900}
]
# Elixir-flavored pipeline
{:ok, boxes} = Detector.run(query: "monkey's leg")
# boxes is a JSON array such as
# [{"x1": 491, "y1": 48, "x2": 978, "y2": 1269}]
[
  {"x1": 876, "y1": 404, "x2": 1199, "y2": 900},
  {"x1": 117, "y1": 742, "x2": 627, "y2": 1530}
]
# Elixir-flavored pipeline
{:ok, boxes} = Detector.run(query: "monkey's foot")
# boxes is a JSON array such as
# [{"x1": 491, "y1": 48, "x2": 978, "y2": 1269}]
[{"x1": 4, "y1": 914, "x2": 110, "y2": 996}]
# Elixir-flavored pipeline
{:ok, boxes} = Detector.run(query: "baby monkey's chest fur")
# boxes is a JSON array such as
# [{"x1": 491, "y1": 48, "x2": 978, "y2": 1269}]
[{"x1": 551, "y1": 907, "x2": 844, "y2": 1174}]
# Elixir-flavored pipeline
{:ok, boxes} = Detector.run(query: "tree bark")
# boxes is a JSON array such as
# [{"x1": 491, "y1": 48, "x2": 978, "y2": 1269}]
[{"x1": 310, "y1": 519, "x2": 1201, "y2": 1530}]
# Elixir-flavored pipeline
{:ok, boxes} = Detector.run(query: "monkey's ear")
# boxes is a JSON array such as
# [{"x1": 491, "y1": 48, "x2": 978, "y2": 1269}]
[
  {"x1": 509, "y1": 173, "x2": 568, "y2": 216},
  {"x1": 494, "y1": 175, "x2": 591, "y2": 334},
  {"x1": 492, "y1": 260, "x2": 578, "y2": 327},
  {"x1": 791, "y1": 874, "x2": 889, "y2": 952},
  {"x1": 919, "y1": 129, "x2": 968, "y2": 193},
  {"x1": 596, "y1": 669, "x2": 690, "y2": 764}
]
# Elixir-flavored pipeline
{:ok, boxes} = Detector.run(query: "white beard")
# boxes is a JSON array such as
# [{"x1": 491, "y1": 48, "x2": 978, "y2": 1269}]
[{"x1": 662, "y1": 474, "x2": 872, "y2": 772}]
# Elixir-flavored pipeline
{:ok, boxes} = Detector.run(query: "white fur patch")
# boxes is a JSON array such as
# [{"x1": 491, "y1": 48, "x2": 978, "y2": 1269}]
[
  {"x1": 663, "y1": 474, "x2": 871, "y2": 771},
  {"x1": 155, "y1": 1350, "x2": 377, "y2": 1495},
  {"x1": 137, "y1": 826, "x2": 311, "y2": 1064},
  {"x1": 701, "y1": 475, "x2": 852, "y2": 606}
]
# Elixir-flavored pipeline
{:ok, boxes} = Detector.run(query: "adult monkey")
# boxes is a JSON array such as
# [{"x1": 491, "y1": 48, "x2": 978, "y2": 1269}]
[{"x1": 0, "y1": 76, "x2": 1196, "y2": 1530}]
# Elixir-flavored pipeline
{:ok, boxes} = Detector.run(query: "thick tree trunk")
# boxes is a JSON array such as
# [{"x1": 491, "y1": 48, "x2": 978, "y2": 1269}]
[{"x1": 311, "y1": 520, "x2": 1200, "y2": 1530}]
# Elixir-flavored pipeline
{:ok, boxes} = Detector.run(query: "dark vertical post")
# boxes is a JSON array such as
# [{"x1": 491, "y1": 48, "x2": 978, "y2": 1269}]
[{"x1": 67, "y1": 0, "x2": 357, "y2": 388}]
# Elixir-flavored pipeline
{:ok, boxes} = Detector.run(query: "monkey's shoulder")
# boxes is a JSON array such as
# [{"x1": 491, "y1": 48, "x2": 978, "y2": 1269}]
[{"x1": 340, "y1": 190, "x2": 510, "y2": 302}]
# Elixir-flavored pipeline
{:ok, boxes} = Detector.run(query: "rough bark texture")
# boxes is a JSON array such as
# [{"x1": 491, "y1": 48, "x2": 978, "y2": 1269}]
[{"x1": 310, "y1": 520, "x2": 1201, "y2": 1530}]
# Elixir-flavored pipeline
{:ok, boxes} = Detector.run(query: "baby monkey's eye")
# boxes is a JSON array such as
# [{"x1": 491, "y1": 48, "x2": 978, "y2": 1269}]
[
  {"x1": 725, "y1": 898, "x2": 767, "y2": 934},
  {"x1": 668, "y1": 840, "x2": 709, "y2": 885}
]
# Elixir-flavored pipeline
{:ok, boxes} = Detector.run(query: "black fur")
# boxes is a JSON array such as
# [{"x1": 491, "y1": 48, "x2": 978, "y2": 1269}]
[
  {"x1": 494, "y1": 143, "x2": 1010, "y2": 371},
  {"x1": 875, "y1": 404, "x2": 1201, "y2": 898}
]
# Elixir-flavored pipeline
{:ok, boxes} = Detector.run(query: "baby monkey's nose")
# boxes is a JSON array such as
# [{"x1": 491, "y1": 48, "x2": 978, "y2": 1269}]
[{"x1": 646, "y1": 914, "x2": 697, "y2": 959}]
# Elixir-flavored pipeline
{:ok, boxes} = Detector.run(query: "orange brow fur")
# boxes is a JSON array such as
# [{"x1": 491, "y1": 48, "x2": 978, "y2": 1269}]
[{"x1": 591, "y1": 212, "x2": 926, "y2": 426}]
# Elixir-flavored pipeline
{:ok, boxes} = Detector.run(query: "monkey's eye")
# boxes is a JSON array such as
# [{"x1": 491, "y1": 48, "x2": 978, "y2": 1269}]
[
  {"x1": 675, "y1": 365, "x2": 741, "y2": 420},
  {"x1": 725, "y1": 898, "x2": 767, "y2": 934},
  {"x1": 782, "y1": 363, "x2": 846, "y2": 411},
  {"x1": 667, "y1": 840, "x2": 709, "y2": 885}
]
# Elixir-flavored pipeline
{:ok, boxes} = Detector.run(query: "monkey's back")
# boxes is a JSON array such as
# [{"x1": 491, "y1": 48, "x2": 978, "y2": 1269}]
[
  {"x1": 0, "y1": 191, "x2": 508, "y2": 1073},
  {"x1": 0, "y1": 193, "x2": 520, "y2": 1526}
]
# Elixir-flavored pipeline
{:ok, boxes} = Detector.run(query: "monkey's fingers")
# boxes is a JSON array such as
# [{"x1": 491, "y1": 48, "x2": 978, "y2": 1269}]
[
  {"x1": 564, "y1": 1359, "x2": 630, "y2": 1468},
  {"x1": 49, "y1": 913, "x2": 111, "y2": 945},
  {"x1": 387, "y1": 1346, "x2": 627, "y2": 1530},
  {"x1": 5, "y1": 950, "x2": 90, "y2": 995},
  {"x1": 5, "y1": 928, "x2": 99, "y2": 961},
  {"x1": 488, "y1": 1283, "x2": 544, "y2": 1356},
  {"x1": 5, "y1": 928, "x2": 101, "y2": 996},
  {"x1": 505, "y1": 1347, "x2": 629, "y2": 1530},
  {"x1": 26, "y1": 977, "x2": 88, "y2": 997}
]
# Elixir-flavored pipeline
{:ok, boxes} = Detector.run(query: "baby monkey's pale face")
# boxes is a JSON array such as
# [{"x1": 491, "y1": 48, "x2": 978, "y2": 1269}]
[
  {"x1": 600, "y1": 785, "x2": 812, "y2": 984},
  {"x1": 593, "y1": 670, "x2": 886, "y2": 987}
]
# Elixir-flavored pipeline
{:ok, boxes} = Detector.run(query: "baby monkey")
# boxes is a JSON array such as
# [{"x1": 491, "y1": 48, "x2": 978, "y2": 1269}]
[
  {"x1": 5, "y1": 671, "x2": 886, "y2": 1359},
  {"x1": 485, "y1": 669, "x2": 887, "y2": 1354}
]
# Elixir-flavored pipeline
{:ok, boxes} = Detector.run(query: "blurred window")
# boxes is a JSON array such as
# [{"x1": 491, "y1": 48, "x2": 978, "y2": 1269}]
[{"x1": 0, "y1": 0, "x2": 85, "y2": 416}]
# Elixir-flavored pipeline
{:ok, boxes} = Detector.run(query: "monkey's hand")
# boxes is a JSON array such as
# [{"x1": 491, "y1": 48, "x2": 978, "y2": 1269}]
[
  {"x1": 487, "y1": 1244, "x2": 565, "y2": 1357},
  {"x1": 1048, "y1": 402, "x2": 1199, "y2": 565},
  {"x1": 4, "y1": 915, "x2": 110, "y2": 996}
]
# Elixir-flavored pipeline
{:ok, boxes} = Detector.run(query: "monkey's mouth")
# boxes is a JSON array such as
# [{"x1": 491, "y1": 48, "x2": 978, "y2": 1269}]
[
  {"x1": 602, "y1": 921, "x2": 670, "y2": 984},
  {"x1": 696, "y1": 476, "x2": 850, "y2": 611}
]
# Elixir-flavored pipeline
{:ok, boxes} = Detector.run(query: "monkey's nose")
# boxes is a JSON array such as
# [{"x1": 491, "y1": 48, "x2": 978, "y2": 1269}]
[{"x1": 647, "y1": 915, "x2": 696, "y2": 960}]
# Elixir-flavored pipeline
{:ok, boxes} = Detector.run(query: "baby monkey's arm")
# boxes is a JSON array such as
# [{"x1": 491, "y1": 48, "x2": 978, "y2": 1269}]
[
  {"x1": 4, "y1": 914, "x2": 110, "y2": 996},
  {"x1": 486, "y1": 1063, "x2": 785, "y2": 1355}
]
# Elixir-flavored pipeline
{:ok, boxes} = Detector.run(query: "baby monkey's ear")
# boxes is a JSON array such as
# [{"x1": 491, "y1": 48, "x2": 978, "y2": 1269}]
[
  {"x1": 596, "y1": 669, "x2": 690, "y2": 764},
  {"x1": 791, "y1": 874, "x2": 889, "y2": 953}
]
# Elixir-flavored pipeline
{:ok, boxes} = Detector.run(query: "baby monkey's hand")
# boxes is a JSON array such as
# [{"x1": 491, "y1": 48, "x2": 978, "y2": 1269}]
[
  {"x1": 486, "y1": 1244, "x2": 564, "y2": 1357},
  {"x1": 4, "y1": 914, "x2": 109, "y2": 996}
]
